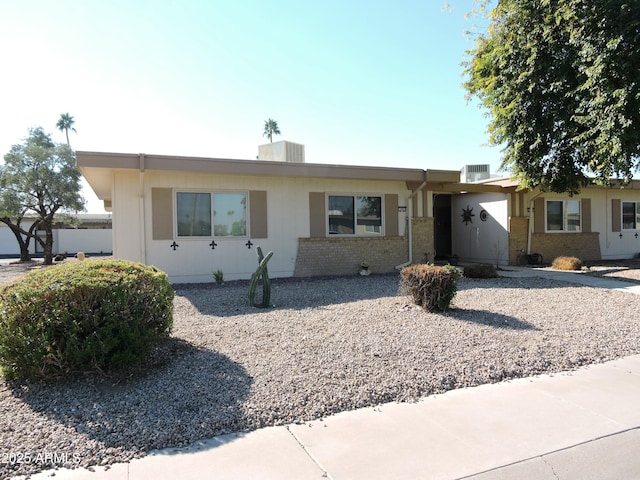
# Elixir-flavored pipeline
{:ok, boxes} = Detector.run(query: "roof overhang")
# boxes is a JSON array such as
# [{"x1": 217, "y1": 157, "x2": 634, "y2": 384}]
[
  {"x1": 77, "y1": 151, "x2": 518, "y2": 205},
  {"x1": 77, "y1": 151, "x2": 428, "y2": 203}
]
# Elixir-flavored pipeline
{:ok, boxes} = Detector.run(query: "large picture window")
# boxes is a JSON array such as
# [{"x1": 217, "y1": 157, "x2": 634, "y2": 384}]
[
  {"x1": 177, "y1": 191, "x2": 247, "y2": 237},
  {"x1": 546, "y1": 200, "x2": 581, "y2": 232},
  {"x1": 328, "y1": 195, "x2": 382, "y2": 235},
  {"x1": 622, "y1": 201, "x2": 640, "y2": 230}
]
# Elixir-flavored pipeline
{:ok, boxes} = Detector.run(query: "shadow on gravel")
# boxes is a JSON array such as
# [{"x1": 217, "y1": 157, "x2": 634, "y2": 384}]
[
  {"x1": 457, "y1": 275, "x2": 583, "y2": 291},
  {"x1": 444, "y1": 308, "x2": 539, "y2": 330},
  {"x1": 6, "y1": 337, "x2": 253, "y2": 453},
  {"x1": 175, "y1": 273, "x2": 403, "y2": 316}
]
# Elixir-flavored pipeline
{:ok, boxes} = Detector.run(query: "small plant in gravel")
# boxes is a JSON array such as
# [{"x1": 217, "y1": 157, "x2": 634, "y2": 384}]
[
  {"x1": 552, "y1": 256, "x2": 583, "y2": 271},
  {"x1": 400, "y1": 264, "x2": 461, "y2": 312},
  {"x1": 0, "y1": 259, "x2": 174, "y2": 381},
  {"x1": 213, "y1": 268, "x2": 224, "y2": 284},
  {"x1": 464, "y1": 263, "x2": 498, "y2": 278}
]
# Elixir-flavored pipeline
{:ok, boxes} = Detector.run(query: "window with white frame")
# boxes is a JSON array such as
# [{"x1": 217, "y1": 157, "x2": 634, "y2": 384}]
[
  {"x1": 176, "y1": 191, "x2": 247, "y2": 237},
  {"x1": 328, "y1": 195, "x2": 382, "y2": 235},
  {"x1": 622, "y1": 201, "x2": 640, "y2": 230},
  {"x1": 546, "y1": 200, "x2": 581, "y2": 232}
]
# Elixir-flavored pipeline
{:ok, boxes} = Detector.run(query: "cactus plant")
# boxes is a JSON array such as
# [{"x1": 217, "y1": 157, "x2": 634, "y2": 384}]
[{"x1": 249, "y1": 246, "x2": 274, "y2": 307}]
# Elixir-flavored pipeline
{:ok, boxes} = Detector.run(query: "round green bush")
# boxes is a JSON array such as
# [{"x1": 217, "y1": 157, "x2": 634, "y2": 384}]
[{"x1": 0, "y1": 259, "x2": 174, "y2": 380}]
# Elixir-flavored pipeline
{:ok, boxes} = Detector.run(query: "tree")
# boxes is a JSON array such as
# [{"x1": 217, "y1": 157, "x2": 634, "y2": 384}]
[
  {"x1": 263, "y1": 118, "x2": 281, "y2": 143},
  {"x1": 463, "y1": 0, "x2": 640, "y2": 194},
  {"x1": 0, "y1": 128, "x2": 85, "y2": 264},
  {"x1": 56, "y1": 113, "x2": 77, "y2": 146}
]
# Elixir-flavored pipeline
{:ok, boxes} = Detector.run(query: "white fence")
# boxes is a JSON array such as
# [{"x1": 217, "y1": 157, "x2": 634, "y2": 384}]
[{"x1": 0, "y1": 226, "x2": 112, "y2": 257}]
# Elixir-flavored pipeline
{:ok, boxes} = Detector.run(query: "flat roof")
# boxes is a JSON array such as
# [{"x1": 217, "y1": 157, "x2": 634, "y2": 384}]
[
  {"x1": 76, "y1": 151, "x2": 522, "y2": 206},
  {"x1": 77, "y1": 151, "x2": 470, "y2": 201}
]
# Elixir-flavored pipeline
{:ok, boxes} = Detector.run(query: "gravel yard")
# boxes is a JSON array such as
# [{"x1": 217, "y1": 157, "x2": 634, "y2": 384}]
[{"x1": 1, "y1": 260, "x2": 640, "y2": 478}]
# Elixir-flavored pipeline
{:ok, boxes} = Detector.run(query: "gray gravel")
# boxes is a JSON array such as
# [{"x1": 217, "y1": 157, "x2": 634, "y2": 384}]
[{"x1": 2, "y1": 270, "x2": 640, "y2": 478}]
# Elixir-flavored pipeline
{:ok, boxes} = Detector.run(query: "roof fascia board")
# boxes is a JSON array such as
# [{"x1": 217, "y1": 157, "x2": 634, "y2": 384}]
[{"x1": 77, "y1": 151, "x2": 426, "y2": 183}]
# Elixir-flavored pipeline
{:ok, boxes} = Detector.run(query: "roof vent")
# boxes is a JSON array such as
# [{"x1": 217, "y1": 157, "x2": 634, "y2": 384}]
[
  {"x1": 461, "y1": 164, "x2": 490, "y2": 183},
  {"x1": 258, "y1": 141, "x2": 305, "y2": 163}
]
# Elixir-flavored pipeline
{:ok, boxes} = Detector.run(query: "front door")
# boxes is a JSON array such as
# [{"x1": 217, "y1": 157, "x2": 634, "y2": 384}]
[{"x1": 433, "y1": 194, "x2": 452, "y2": 260}]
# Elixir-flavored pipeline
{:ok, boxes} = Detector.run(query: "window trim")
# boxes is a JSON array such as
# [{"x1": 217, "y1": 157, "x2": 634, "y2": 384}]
[
  {"x1": 545, "y1": 199, "x2": 582, "y2": 233},
  {"x1": 326, "y1": 194, "x2": 385, "y2": 237},
  {"x1": 175, "y1": 189, "x2": 249, "y2": 239}
]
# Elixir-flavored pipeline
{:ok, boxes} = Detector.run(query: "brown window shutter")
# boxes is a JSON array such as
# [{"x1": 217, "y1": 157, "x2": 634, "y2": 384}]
[
  {"x1": 152, "y1": 188, "x2": 173, "y2": 240},
  {"x1": 309, "y1": 192, "x2": 326, "y2": 237},
  {"x1": 534, "y1": 197, "x2": 545, "y2": 233},
  {"x1": 385, "y1": 194, "x2": 399, "y2": 236},
  {"x1": 249, "y1": 191, "x2": 268, "y2": 238},
  {"x1": 581, "y1": 198, "x2": 591, "y2": 233},
  {"x1": 612, "y1": 199, "x2": 621, "y2": 232}
]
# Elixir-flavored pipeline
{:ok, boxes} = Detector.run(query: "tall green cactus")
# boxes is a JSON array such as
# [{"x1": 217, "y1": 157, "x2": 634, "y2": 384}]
[{"x1": 249, "y1": 246, "x2": 274, "y2": 307}]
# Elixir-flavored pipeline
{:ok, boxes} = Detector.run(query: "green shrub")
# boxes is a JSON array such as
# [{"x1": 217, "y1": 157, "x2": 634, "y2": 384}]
[
  {"x1": 213, "y1": 268, "x2": 224, "y2": 284},
  {"x1": 0, "y1": 259, "x2": 174, "y2": 381},
  {"x1": 551, "y1": 256, "x2": 583, "y2": 270},
  {"x1": 464, "y1": 263, "x2": 498, "y2": 278},
  {"x1": 400, "y1": 264, "x2": 461, "y2": 312}
]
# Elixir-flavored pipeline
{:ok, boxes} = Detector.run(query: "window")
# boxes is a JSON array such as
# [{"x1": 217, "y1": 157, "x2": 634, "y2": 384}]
[
  {"x1": 357, "y1": 196, "x2": 382, "y2": 234},
  {"x1": 177, "y1": 192, "x2": 211, "y2": 236},
  {"x1": 177, "y1": 191, "x2": 247, "y2": 237},
  {"x1": 213, "y1": 193, "x2": 247, "y2": 236},
  {"x1": 328, "y1": 195, "x2": 382, "y2": 235},
  {"x1": 546, "y1": 200, "x2": 581, "y2": 232},
  {"x1": 622, "y1": 202, "x2": 640, "y2": 230}
]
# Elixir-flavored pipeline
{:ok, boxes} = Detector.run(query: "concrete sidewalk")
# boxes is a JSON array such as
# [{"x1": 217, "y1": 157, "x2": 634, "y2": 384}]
[
  {"x1": 498, "y1": 265, "x2": 640, "y2": 294},
  {"x1": 26, "y1": 355, "x2": 640, "y2": 480}
]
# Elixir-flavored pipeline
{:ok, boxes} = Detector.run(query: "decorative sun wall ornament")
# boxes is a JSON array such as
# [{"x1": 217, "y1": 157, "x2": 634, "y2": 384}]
[{"x1": 461, "y1": 205, "x2": 475, "y2": 225}]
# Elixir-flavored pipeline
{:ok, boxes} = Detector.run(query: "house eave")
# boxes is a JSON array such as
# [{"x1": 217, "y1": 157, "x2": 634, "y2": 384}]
[
  {"x1": 76, "y1": 151, "x2": 518, "y2": 204},
  {"x1": 77, "y1": 151, "x2": 427, "y2": 181},
  {"x1": 77, "y1": 151, "x2": 428, "y2": 202}
]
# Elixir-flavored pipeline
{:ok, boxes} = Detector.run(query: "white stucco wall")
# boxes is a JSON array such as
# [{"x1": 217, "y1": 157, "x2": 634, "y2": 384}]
[
  {"x1": 451, "y1": 192, "x2": 509, "y2": 265},
  {"x1": 112, "y1": 171, "x2": 144, "y2": 262},
  {"x1": 111, "y1": 169, "x2": 411, "y2": 282}
]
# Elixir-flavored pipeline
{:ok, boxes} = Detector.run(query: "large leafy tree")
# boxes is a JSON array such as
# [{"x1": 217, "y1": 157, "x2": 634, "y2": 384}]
[
  {"x1": 0, "y1": 128, "x2": 85, "y2": 264},
  {"x1": 263, "y1": 118, "x2": 281, "y2": 143},
  {"x1": 464, "y1": 0, "x2": 640, "y2": 194},
  {"x1": 56, "y1": 112, "x2": 77, "y2": 146}
]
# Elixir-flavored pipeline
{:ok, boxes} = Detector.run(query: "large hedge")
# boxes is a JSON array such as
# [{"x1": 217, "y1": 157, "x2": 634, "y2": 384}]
[{"x1": 0, "y1": 259, "x2": 174, "y2": 380}]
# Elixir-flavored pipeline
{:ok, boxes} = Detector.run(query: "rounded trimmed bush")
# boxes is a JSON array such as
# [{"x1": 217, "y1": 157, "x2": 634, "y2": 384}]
[
  {"x1": 0, "y1": 259, "x2": 174, "y2": 380},
  {"x1": 551, "y1": 256, "x2": 583, "y2": 271}
]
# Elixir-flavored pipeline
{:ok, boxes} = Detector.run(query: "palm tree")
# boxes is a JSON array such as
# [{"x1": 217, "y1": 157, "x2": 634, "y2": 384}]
[
  {"x1": 56, "y1": 113, "x2": 77, "y2": 146},
  {"x1": 263, "y1": 118, "x2": 281, "y2": 143}
]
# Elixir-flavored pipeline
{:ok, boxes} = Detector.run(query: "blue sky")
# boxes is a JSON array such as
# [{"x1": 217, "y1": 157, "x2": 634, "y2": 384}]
[{"x1": 0, "y1": 1, "x2": 497, "y2": 212}]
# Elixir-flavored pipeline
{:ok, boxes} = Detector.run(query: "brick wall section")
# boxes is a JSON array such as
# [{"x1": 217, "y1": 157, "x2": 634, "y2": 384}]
[
  {"x1": 412, "y1": 217, "x2": 434, "y2": 264},
  {"x1": 530, "y1": 232, "x2": 602, "y2": 263},
  {"x1": 508, "y1": 216, "x2": 529, "y2": 264},
  {"x1": 294, "y1": 236, "x2": 408, "y2": 277}
]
